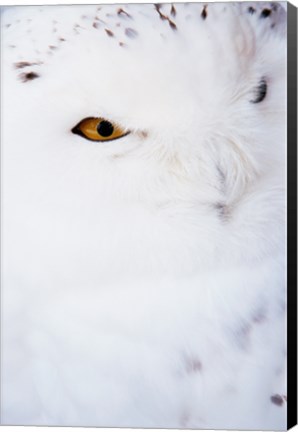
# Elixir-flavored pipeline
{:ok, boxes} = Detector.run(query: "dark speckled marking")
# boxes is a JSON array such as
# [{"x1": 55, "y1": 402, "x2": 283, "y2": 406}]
[
  {"x1": 168, "y1": 19, "x2": 177, "y2": 30},
  {"x1": 93, "y1": 22, "x2": 100, "y2": 29},
  {"x1": 260, "y1": 8, "x2": 272, "y2": 18},
  {"x1": 270, "y1": 394, "x2": 284, "y2": 406},
  {"x1": 201, "y1": 5, "x2": 208, "y2": 19},
  {"x1": 15, "y1": 61, "x2": 40, "y2": 69},
  {"x1": 117, "y1": 8, "x2": 132, "y2": 18},
  {"x1": 154, "y1": 4, "x2": 177, "y2": 30},
  {"x1": 155, "y1": 4, "x2": 167, "y2": 20},
  {"x1": 251, "y1": 78, "x2": 267, "y2": 104},
  {"x1": 171, "y1": 5, "x2": 176, "y2": 16},
  {"x1": 49, "y1": 45, "x2": 57, "y2": 50},
  {"x1": 125, "y1": 28, "x2": 138, "y2": 38},
  {"x1": 19, "y1": 71, "x2": 40, "y2": 82},
  {"x1": 105, "y1": 28, "x2": 114, "y2": 37},
  {"x1": 248, "y1": 6, "x2": 256, "y2": 14}
]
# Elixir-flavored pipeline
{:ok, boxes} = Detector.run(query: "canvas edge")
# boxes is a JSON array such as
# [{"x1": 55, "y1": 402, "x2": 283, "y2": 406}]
[{"x1": 287, "y1": 1, "x2": 298, "y2": 430}]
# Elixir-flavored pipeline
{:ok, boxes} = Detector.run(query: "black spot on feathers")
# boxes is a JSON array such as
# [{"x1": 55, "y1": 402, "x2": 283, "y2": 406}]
[
  {"x1": 105, "y1": 28, "x2": 114, "y2": 37},
  {"x1": 15, "y1": 61, "x2": 39, "y2": 69},
  {"x1": 250, "y1": 78, "x2": 267, "y2": 104},
  {"x1": 19, "y1": 71, "x2": 40, "y2": 82},
  {"x1": 154, "y1": 4, "x2": 177, "y2": 30},
  {"x1": 270, "y1": 395, "x2": 284, "y2": 407},
  {"x1": 117, "y1": 8, "x2": 132, "y2": 18},
  {"x1": 248, "y1": 6, "x2": 256, "y2": 14},
  {"x1": 170, "y1": 5, "x2": 176, "y2": 16},
  {"x1": 260, "y1": 8, "x2": 272, "y2": 18},
  {"x1": 201, "y1": 5, "x2": 208, "y2": 19}
]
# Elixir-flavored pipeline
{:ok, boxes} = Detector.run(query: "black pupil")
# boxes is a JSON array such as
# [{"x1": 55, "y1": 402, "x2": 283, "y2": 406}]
[{"x1": 97, "y1": 120, "x2": 114, "y2": 137}]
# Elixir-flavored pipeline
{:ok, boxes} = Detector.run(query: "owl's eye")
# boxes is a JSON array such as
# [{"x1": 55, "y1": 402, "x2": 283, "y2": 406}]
[{"x1": 71, "y1": 117, "x2": 129, "y2": 142}]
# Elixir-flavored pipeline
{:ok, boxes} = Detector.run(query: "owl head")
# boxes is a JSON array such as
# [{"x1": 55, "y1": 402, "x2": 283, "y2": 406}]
[{"x1": 2, "y1": 3, "x2": 286, "y2": 281}]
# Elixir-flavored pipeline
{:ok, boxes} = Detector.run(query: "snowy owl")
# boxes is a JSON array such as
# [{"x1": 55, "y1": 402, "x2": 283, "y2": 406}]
[{"x1": 1, "y1": 2, "x2": 287, "y2": 430}]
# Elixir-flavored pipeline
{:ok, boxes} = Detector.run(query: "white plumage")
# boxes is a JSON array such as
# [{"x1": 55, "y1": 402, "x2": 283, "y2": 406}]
[{"x1": 1, "y1": 2, "x2": 287, "y2": 429}]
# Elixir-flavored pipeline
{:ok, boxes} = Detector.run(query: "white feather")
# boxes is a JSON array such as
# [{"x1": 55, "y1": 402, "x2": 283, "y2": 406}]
[{"x1": 1, "y1": 3, "x2": 287, "y2": 429}]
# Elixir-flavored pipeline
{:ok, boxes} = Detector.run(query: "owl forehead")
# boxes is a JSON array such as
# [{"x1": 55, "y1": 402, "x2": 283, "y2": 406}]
[
  {"x1": 2, "y1": 3, "x2": 286, "y2": 79},
  {"x1": 3, "y1": 4, "x2": 240, "y2": 104},
  {"x1": 3, "y1": 4, "x2": 189, "y2": 59},
  {"x1": 2, "y1": 2, "x2": 283, "y2": 67},
  {"x1": 2, "y1": 2, "x2": 286, "y2": 130},
  {"x1": 3, "y1": 5, "x2": 204, "y2": 65}
]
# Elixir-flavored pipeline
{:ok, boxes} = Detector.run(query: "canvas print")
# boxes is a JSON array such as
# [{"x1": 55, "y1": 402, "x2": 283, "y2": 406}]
[{"x1": 1, "y1": 2, "x2": 289, "y2": 429}]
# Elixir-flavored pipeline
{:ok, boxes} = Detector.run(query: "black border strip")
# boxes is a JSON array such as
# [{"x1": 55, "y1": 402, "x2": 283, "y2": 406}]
[{"x1": 287, "y1": 2, "x2": 297, "y2": 430}]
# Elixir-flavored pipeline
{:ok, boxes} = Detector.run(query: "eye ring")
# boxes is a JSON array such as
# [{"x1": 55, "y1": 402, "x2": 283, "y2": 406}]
[{"x1": 71, "y1": 117, "x2": 130, "y2": 142}]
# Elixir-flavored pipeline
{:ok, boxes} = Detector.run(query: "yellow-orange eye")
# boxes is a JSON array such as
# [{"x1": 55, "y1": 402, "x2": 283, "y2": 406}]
[{"x1": 71, "y1": 117, "x2": 129, "y2": 142}]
